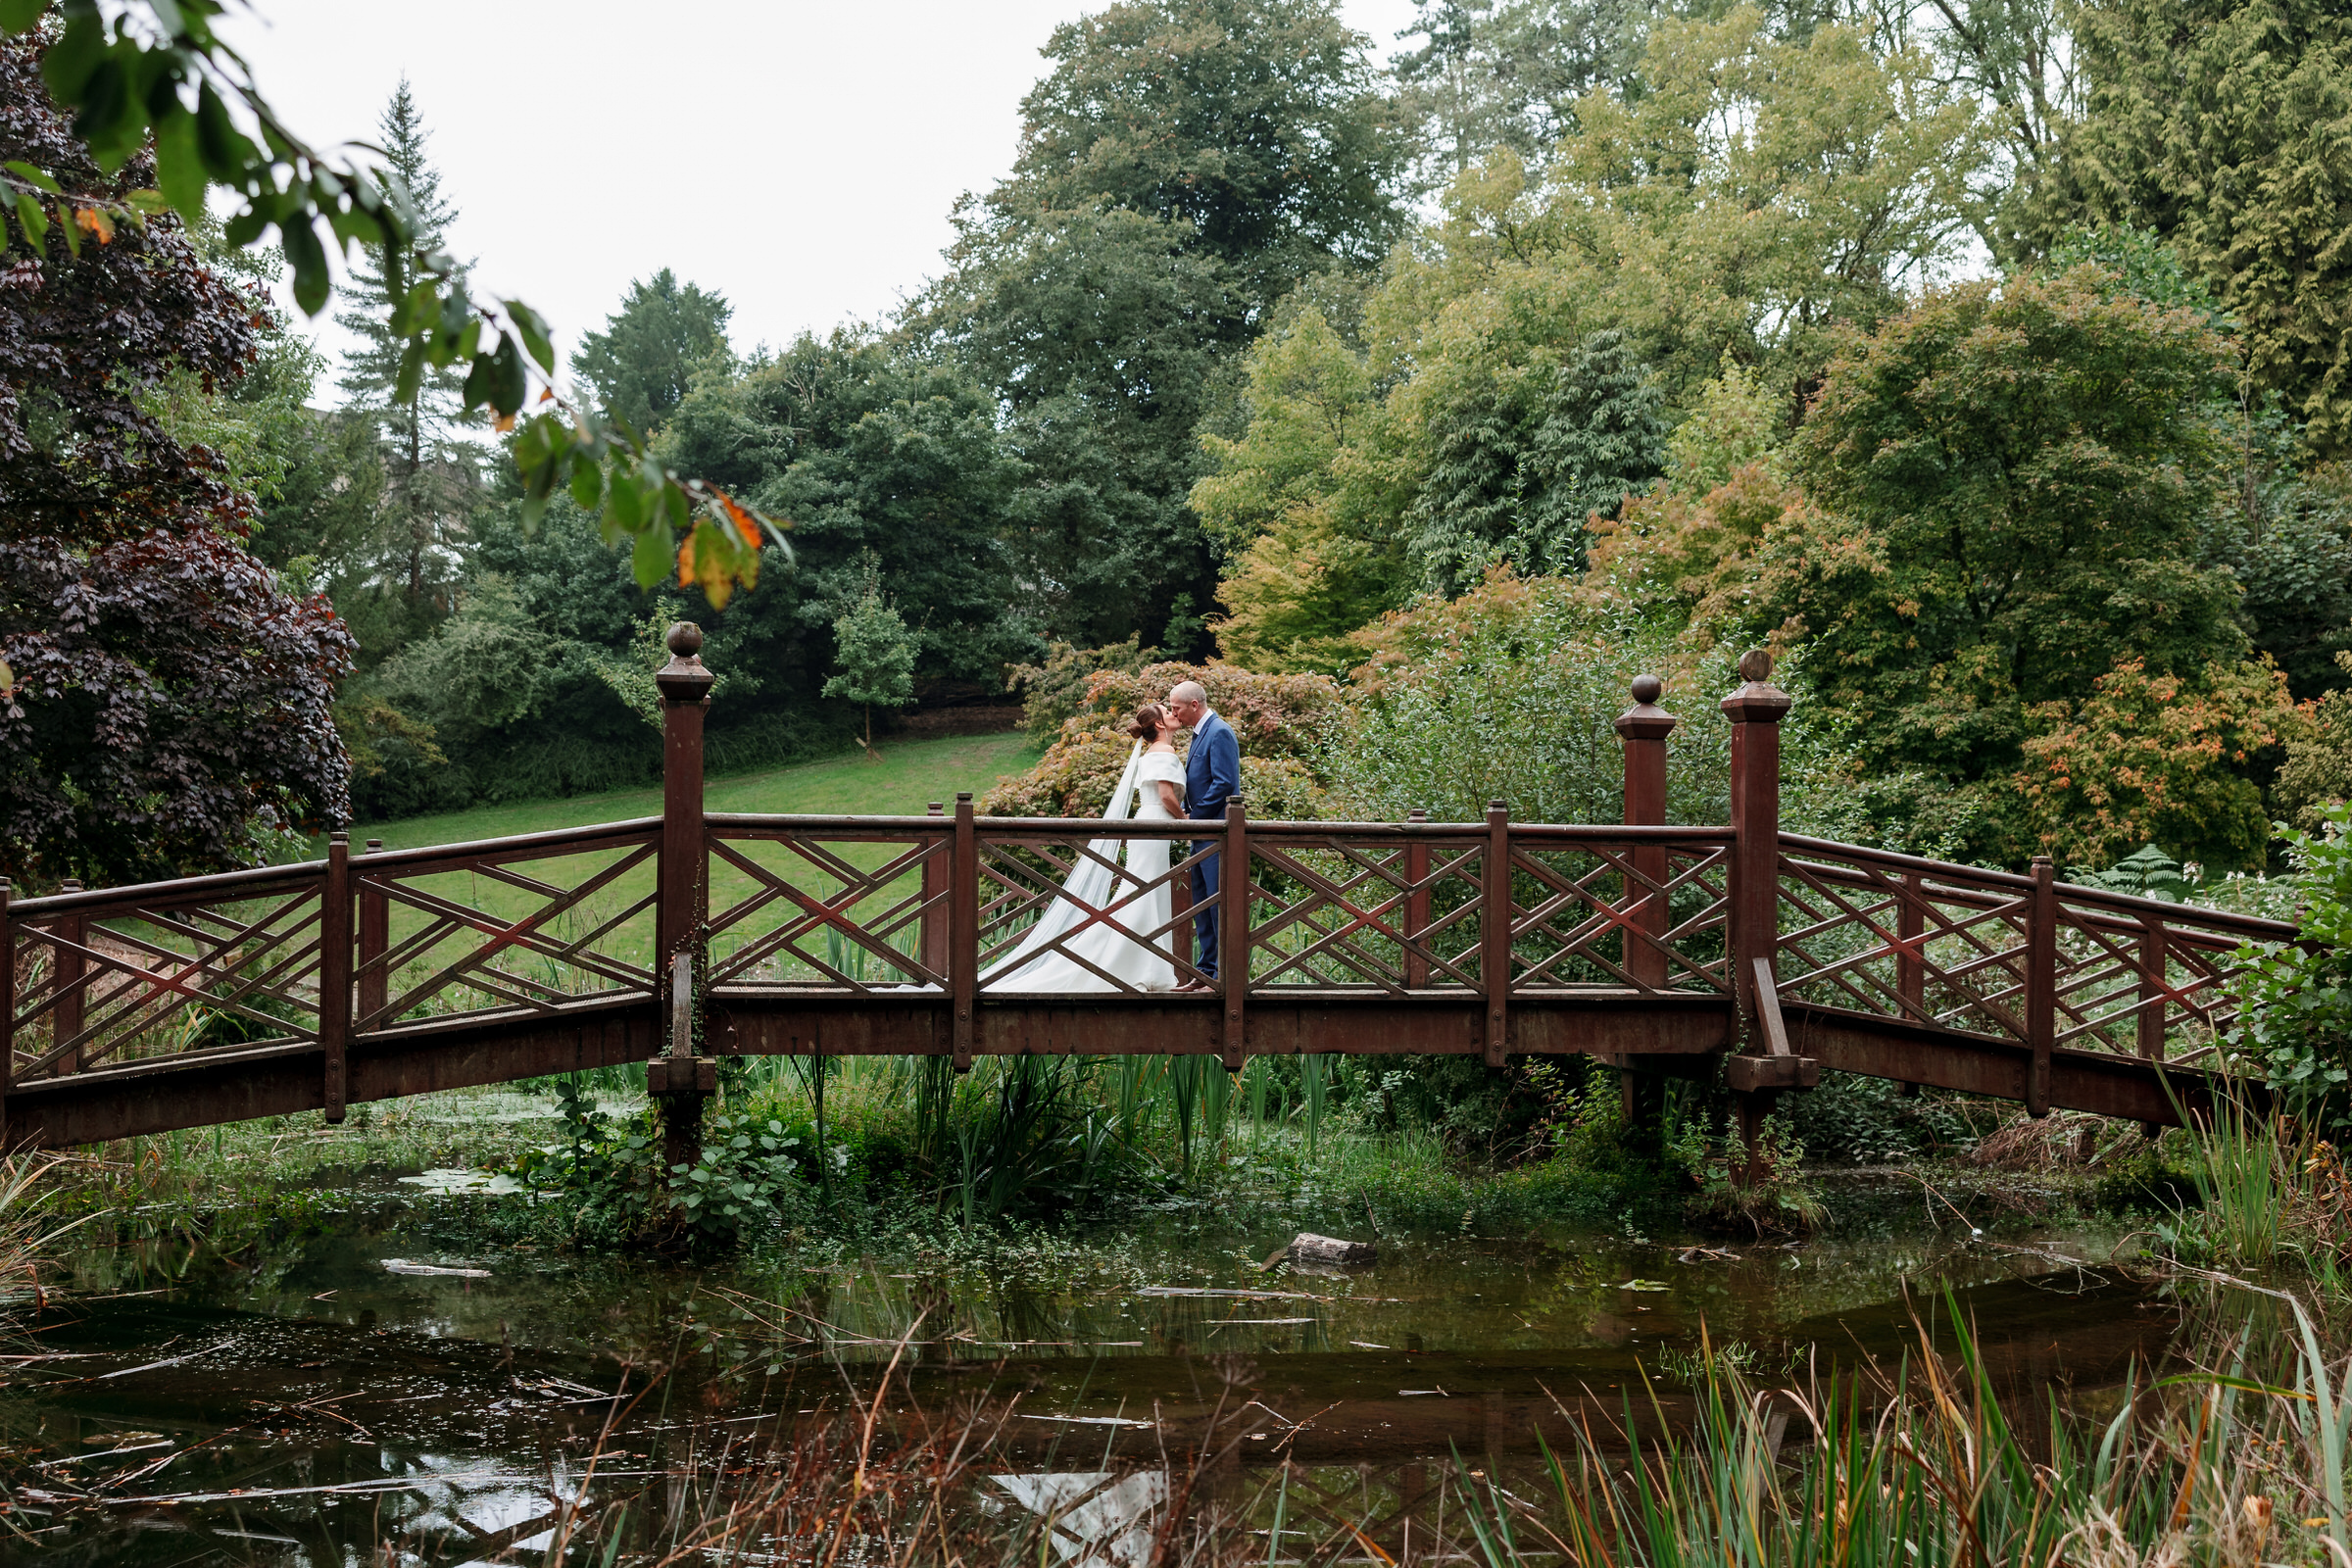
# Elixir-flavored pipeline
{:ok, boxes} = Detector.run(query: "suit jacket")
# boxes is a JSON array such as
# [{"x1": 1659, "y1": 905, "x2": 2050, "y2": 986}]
[{"x1": 1185, "y1": 710, "x2": 1242, "y2": 823}]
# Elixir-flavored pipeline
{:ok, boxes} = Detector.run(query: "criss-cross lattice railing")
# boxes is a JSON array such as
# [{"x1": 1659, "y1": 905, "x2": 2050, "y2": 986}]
[
  {"x1": 1773, "y1": 835, "x2": 2295, "y2": 1067},
  {"x1": 351, "y1": 823, "x2": 662, "y2": 1033},
  {"x1": 6, "y1": 865, "x2": 329, "y2": 1087},
  {"x1": 705, "y1": 814, "x2": 948, "y2": 991}
]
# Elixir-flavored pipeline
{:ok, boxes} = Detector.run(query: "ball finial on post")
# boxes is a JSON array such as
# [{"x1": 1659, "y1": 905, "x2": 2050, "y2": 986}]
[
  {"x1": 656, "y1": 621, "x2": 715, "y2": 706},
  {"x1": 1630, "y1": 672, "x2": 1663, "y2": 706}
]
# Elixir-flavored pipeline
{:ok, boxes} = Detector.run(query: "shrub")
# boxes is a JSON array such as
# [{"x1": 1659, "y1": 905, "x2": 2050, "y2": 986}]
[
  {"x1": 979, "y1": 659, "x2": 1343, "y2": 817},
  {"x1": 2230, "y1": 803, "x2": 2352, "y2": 1124}
]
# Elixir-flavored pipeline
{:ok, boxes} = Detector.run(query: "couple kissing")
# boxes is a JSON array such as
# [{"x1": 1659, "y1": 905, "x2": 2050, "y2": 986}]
[{"x1": 983, "y1": 679, "x2": 1239, "y2": 995}]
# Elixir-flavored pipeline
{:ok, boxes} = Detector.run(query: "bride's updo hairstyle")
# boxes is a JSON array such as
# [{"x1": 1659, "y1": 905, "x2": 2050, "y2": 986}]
[{"x1": 1129, "y1": 704, "x2": 1169, "y2": 742}]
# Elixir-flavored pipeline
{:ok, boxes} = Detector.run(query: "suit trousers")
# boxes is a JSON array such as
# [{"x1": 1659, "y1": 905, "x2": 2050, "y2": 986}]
[{"x1": 1189, "y1": 844, "x2": 1218, "y2": 979}]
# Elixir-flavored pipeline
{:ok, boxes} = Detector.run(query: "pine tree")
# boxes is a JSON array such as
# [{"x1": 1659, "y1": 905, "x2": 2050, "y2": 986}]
[{"x1": 332, "y1": 78, "x2": 479, "y2": 614}]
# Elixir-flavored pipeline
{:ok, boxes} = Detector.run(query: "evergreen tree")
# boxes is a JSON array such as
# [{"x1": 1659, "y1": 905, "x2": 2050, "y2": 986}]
[
  {"x1": 332, "y1": 77, "x2": 480, "y2": 625},
  {"x1": 2065, "y1": 0, "x2": 2352, "y2": 458},
  {"x1": 569, "y1": 269, "x2": 734, "y2": 435},
  {"x1": 823, "y1": 564, "x2": 918, "y2": 759}
]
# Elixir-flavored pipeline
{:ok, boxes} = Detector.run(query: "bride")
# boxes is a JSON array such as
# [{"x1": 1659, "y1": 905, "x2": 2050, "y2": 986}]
[{"x1": 983, "y1": 704, "x2": 1188, "y2": 992}]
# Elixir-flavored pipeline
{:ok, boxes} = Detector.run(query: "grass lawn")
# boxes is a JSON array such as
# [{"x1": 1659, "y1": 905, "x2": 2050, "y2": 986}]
[{"x1": 347, "y1": 731, "x2": 1041, "y2": 852}]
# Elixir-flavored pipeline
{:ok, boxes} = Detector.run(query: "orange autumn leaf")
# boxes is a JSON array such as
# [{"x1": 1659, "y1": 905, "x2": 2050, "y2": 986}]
[{"x1": 73, "y1": 206, "x2": 112, "y2": 242}]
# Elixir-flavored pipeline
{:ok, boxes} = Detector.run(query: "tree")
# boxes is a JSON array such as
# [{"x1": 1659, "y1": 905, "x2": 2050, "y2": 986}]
[
  {"x1": 1408, "y1": 328, "x2": 1667, "y2": 592},
  {"x1": 1004, "y1": 0, "x2": 1412, "y2": 311},
  {"x1": 2, "y1": 529, "x2": 355, "y2": 886},
  {"x1": 660, "y1": 330, "x2": 1027, "y2": 688},
  {"x1": 1751, "y1": 267, "x2": 2251, "y2": 862},
  {"x1": 824, "y1": 568, "x2": 916, "y2": 759},
  {"x1": 0, "y1": 35, "x2": 354, "y2": 888},
  {"x1": 1392, "y1": 0, "x2": 1644, "y2": 180},
  {"x1": 331, "y1": 78, "x2": 481, "y2": 627},
  {"x1": 915, "y1": 206, "x2": 1240, "y2": 647},
  {"x1": 569, "y1": 269, "x2": 733, "y2": 436},
  {"x1": 2062, "y1": 0, "x2": 2352, "y2": 458},
  {"x1": 914, "y1": 0, "x2": 1415, "y2": 650}
]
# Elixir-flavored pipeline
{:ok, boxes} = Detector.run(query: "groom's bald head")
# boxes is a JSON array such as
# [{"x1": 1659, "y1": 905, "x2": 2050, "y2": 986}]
[{"x1": 1168, "y1": 681, "x2": 1208, "y2": 727}]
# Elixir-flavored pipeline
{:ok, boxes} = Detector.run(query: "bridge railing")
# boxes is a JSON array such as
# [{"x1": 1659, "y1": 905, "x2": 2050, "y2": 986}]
[
  {"x1": 1772, "y1": 835, "x2": 2294, "y2": 1113},
  {"x1": 0, "y1": 626, "x2": 2311, "y2": 1139}
]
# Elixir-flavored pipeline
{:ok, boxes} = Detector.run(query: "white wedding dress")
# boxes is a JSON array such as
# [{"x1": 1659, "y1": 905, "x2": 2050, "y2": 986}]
[{"x1": 983, "y1": 743, "x2": 1188, "y2": 992}]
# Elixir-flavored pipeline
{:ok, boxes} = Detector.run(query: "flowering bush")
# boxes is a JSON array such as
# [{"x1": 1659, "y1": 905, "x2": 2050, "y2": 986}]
[{"x1": 980, "y1": 658, "x2": 1341, "y2": 817}]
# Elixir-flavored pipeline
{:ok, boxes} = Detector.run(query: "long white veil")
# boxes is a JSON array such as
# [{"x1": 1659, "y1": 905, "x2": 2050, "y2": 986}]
[{"x1": 980, "y1": 741, "x2": 1144, "y2": 986}]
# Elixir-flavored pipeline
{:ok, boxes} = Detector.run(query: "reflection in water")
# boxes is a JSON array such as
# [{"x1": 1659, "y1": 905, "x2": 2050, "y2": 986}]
[
  {"x1": 0, "y1": 1203, "x2": 2187, "y2": 1562},
  {"x1": 991, "y1": 1471, "x2": 1168, "y2": 1568}
]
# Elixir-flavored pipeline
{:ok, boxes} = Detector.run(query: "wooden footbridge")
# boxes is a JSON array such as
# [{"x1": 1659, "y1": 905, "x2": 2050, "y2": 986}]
[{"x1": 0, "y1": 630, "x2": 2297, "y2": 1154}]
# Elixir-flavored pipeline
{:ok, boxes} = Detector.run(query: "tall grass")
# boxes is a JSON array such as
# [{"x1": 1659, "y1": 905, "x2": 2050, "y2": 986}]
[{"x1": 1457, "y1": 1292, "x2": 2352, "y2": 1567}]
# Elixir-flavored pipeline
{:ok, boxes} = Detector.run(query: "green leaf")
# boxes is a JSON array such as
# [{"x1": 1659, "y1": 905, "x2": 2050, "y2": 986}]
[
  {"x1": 503, "y1": 298, "x2": 555, "y2": 374},
  {"x1": 490, "y1": 331, "x2": 526, "y2": 416},
  {"x1": 461, "y1": 348, "x2": 496, "y2": 410},
  {"x1": 631, "y1": 521, "x2": 671, "y2": 587},
  {"x1": 40, "y1": 11, "x2": 104, "y2": 101},
  {"x1": 3, "y1": 160, "x2": 56, "y2": 193},
  {"x1": 393, "y1": 341, "x2": 425, "y2": 407},
  {"x1": 221, "y1": 203, "x2": 266, "y2": 248},
  {"x1": 393, "y1": 279, "x2": 439, "y2": 337},
  {"x1": 150, "y1": 107, "x2": 203, "y2": 220},
  {"x1": 281, "y1": 217, "x2": 328, "y2": 316},
  {"x1": 569, "y1": 461, "x2": 603, "y2": 510},
  {"x1": 192, "y1": 79, "x2": 249, "y2": 179},
  {"x1": 12, "y1": 192, "x2": 45, "y2": 256},
  {"x1": 0, "y1": 0, "x2": 48, "y2": 35},
  {"x1": 72, "y1": 57, "x2": 132, "y2": 159}
]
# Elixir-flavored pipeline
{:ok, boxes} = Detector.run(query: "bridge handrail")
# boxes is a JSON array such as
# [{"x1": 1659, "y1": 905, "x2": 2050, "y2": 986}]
[
  {"x1": 1778, "y1": 833, "x2": 2299, "y2": 943},
  {"x1": 707, "y1": 811, "x2": 1736, "y2": 842},
  {"x1": 354, "y1": 817, "x2": 662, "y2": 874},
  {"x1": 8, "y1": 859, "x2": 325, "y2": 916}
]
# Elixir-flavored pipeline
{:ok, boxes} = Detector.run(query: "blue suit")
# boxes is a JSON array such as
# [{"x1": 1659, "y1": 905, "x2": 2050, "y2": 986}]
[{"x1": 1185, "y1": 710, "x2": 1242, "y2": 979}]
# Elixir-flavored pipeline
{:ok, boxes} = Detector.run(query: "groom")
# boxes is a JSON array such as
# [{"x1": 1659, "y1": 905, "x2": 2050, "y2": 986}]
[{"x1": 1166, "y1": 680, "x2": 1239, "y2": 992}]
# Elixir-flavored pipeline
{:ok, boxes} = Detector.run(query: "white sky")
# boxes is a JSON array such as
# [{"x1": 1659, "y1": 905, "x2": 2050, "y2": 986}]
[{"x1": 216, "y1": 0, "x2": 1427, "y2": 401}]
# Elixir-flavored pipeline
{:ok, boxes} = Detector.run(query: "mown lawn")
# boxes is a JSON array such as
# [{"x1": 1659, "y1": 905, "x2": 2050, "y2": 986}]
[
  {"x1": 304, "y1": 733, "x2": 1042, "y2": 1008},
  {"x1": 346, "y1": 731, "x2": 1041, "y2": 851}
]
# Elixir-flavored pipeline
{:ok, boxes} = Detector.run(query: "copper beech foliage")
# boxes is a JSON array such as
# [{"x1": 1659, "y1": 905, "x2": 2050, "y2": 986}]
[
  {"x1": 0, "y1": 0, "x2": 781, "y2": 607},
  {"x1": 0, "y1": 36, "x2": 353, "y2": 888}
]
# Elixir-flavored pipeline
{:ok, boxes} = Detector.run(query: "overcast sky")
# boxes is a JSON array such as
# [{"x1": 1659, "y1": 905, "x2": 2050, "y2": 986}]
[{"x1": 216, "y1": 0, "x2": 1426, "y2": 402}]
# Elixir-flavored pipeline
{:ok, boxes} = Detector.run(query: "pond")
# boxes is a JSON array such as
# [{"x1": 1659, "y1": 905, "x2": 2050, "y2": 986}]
[{"x1": 0, "y1": 1189, "x2": 2178, "y2": 1565}]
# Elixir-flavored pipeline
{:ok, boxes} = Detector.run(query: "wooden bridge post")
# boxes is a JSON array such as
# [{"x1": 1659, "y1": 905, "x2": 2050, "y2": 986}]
[
  {"x1": 651, "y1": 622, "x2": 717, "y2": 1158},
  {"x1": 320, "y1": 834, "x2": 352, "y2": 1123},
  {"x1": 1616, "y1": 676, "x2": 1677, "y2": 990},
  {"x1": 921, "y1": 803, "x2": 949, "y2": 982},
  {"x1": 952, "y1": 793, "x2": 977, "y2": 1073},
  {"x1": 1221, "y1": 798, "x2": 1249, "y2": 1072},
  {"x1": 1615, "y1": 678, "x2": 1677, "y2": 1122},
  {"x1": 1483, "y1": 800, "x2": 1511, "y2": 1070},
  {"x1": 1722, "y1": 650, "x2": 1799, "y2": 1182},
  {"x1": 1403, "y1": 809, "x2": 1429, "y2": 990},
  {"x1": 52, "y1": 879, "x2": 81, "y2": 1074},
  {"x1": 2027, "y1": 856, "x2": 2056, "y2": 1118},
  {"x1": 358, "y1": 840, "x2": 387, "y2": 1027}
]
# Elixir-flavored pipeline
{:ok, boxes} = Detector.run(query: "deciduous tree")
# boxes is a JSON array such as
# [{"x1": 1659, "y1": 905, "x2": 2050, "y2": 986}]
[{"x1": 0, "y1": 35, "x2": 354, "y2": 888}]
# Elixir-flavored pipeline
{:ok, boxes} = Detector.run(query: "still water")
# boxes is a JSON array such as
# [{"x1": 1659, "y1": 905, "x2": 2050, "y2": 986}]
[{"x1": 0, "y1": 1192, "x2": 2171, "y2": 1564}]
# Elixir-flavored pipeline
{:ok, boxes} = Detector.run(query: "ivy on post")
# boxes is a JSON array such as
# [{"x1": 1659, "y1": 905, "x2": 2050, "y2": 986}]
[
  {"x1": 648, "y1": 622, "x2": 715, "y2": 1167},
  {"x1": 1720, "y1": 650, "x2": 1817, "y2": 1183}
]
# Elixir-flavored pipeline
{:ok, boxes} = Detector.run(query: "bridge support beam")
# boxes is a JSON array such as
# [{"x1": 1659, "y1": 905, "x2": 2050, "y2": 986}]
[
  {"x1": 1723, "y1": 652, "x2": 1803, "y2": 1185},
  {"x1": 652, "y1": 623, "x2": 716, "y2": 1173},
  {"x1": 1615, "y1": 675, "x2": 1679, "y2": 1131}
]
